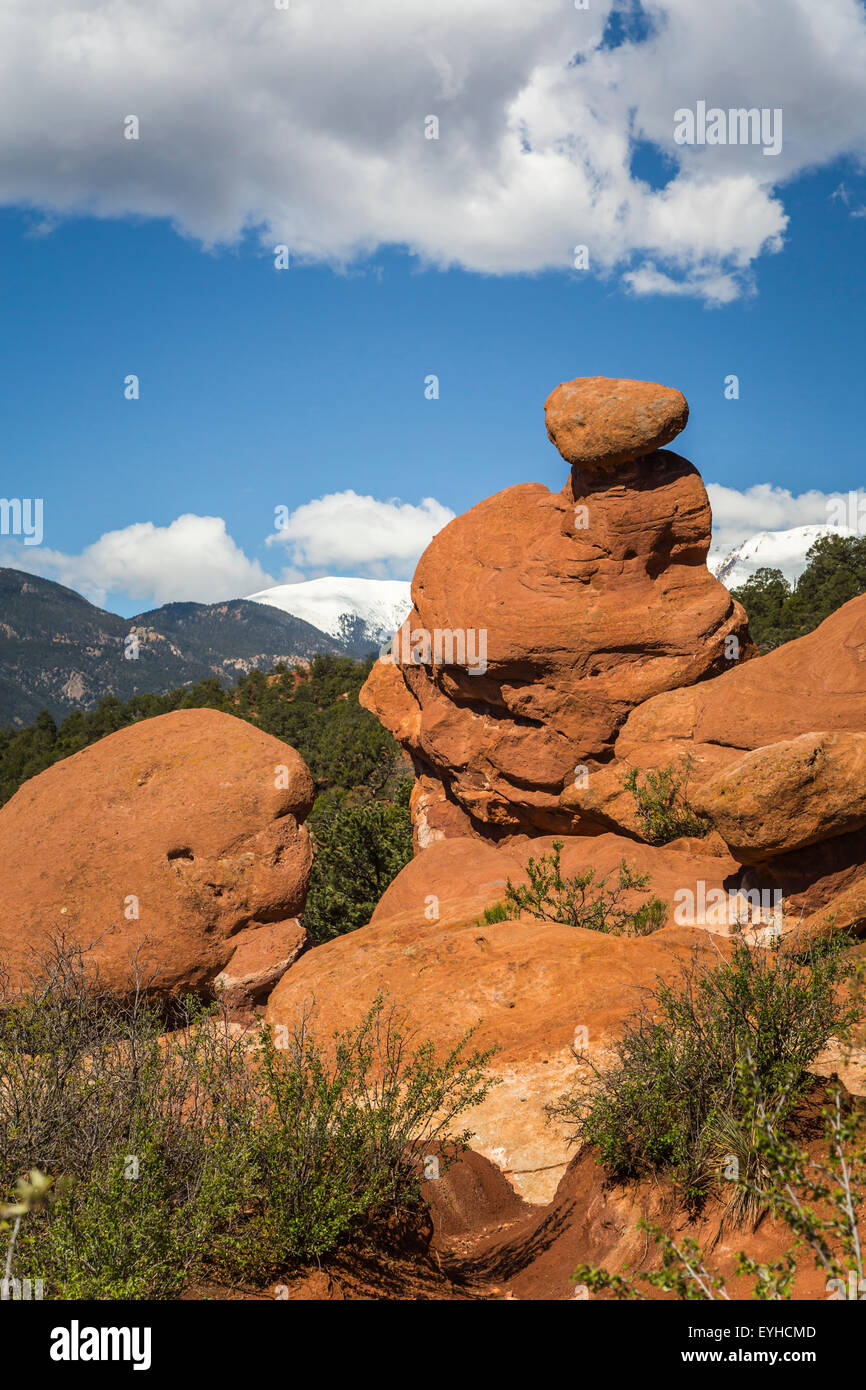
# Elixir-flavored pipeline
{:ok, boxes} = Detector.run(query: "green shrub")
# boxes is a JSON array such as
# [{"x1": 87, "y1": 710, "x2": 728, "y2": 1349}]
[
  {"x1": 16, "y1": 1140, "x2": 228, "y2": 1300},
  {"x1": 212, "y1": 1000, "x2": 495, "y2": 1279},
  {"x1": 624, "y1": 758, "x2": 711, "y2": 845},
  {"x1": 572, "y1": 1064, "x2": 866, "y2": 1300},
  {"x1": 0, "y1": 942, "x2": 495, "y2": 1298},
  {"x1": 550, "y1": 935, "x2": 860, "y2": 1211},
  {"x1": 302, "y1": 779, "x2": 414, "y2": 943},
  {"x1": 479, "y1": 902, "x2": 509, "y2": 925},
  {"x1": 504, "y1": 840, "x2": 667, "y2": 937}
]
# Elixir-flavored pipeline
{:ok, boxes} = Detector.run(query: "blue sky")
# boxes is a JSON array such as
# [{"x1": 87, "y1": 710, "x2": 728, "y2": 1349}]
[{"x1": 1, "y1": 0, "x2": 864, "y2": 614}]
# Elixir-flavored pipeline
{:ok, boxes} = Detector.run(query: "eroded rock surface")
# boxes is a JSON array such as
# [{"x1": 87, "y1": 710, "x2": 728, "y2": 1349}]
[
  {"x1": 363, "y1": 378, "x2": 751, "y2": 843},
  {"x1": 268, "y1": 832, "x2": 738, "y2": 1201},
  {"x1": 1, "y1": 708, "x2": 313, "y2": 998}
]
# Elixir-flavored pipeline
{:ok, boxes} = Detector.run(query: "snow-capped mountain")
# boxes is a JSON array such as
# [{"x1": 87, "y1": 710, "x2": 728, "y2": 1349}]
[
  {"x1": 710, "y1": 525, "x2": 855, "y2": 590},
  {"x1": 245, "y1": 576, "x2": 412, "y2": 656}
]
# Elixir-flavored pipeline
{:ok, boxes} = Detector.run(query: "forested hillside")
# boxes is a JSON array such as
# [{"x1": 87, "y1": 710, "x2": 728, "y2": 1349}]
[
  {"x1": 0, "y1": 568, "x2": 349, "y2": 725},
  {"x1": 0, "y1": 655, "x2": 394, "y2": 806}
]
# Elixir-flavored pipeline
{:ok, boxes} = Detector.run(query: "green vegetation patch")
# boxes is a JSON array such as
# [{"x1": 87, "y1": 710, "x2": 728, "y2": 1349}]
[{"x1": 0, "y1": 941, "x2": 495, "y2": 1299}]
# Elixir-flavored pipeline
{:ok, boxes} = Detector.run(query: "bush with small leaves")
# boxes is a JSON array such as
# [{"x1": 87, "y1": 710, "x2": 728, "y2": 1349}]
[
  {"x1": 624, "y1": 758, "x2": 711, "y2": 845},
  {"x1": 504, "y1": 840, "x2": 667, "y2": 937},
  {"x1": 479, "y1": 902, "x2": 509, "y2": 926},
  {"x1": 1, "y1": 940, "x2": 496, "y2": 1297},
  {"x1": 215, "y1": 1000, "x2": 496, "y2": 1278},
  {"x1": 572, "y1": 1058, "x2": 866, "y2": 1301},
  {"x1": 550, "y1": 934, "x2": 861, "y2": 1212}
]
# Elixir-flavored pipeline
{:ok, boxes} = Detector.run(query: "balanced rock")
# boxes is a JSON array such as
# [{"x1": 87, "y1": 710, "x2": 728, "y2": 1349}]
[
  {"x1": 0, "y1": 708, "x2": 314, "y2": 999},
  {"x1": 543, "y1": 375, "x2": 689, "y2": 472},
  {"x1": 362, "y1": 377, "x2": 751, "y2": 844}
]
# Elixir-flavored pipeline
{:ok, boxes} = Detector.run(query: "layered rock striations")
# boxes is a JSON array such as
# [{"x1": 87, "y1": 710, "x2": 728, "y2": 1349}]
[
  {"x1": 361, "y1": 374, "x2": 866, "y2": 937},
  {"x1": 362, "y1": 376, "x2": 753, "y2": 844}
]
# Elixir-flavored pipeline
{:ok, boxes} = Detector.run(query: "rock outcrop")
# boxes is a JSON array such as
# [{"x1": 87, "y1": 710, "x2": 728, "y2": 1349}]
[
  {"x1": 267, "y1": 832, "x2": 739, "y2": 1202},
  {"x1": 1, "y1": 708, "x2": 314, "y2": 1000},
  {"x1": 617, "y1": 593, "x2": 866, "y2": 769},
  {"x1": 618, "y1": 596, "x2": 866, "y2": 934},
  {"x1": 362, "y1": 376, "x2": 752, "y2": 845},
  {"x1": 691, "y1": 731, "x2": 866, "y2": 863},
  {"x1": 272, "y1": 373, "x2": 866, "y2": 1215},
  {"x1": 359, "y1": 374, "x2": 866, "y2": 946}
]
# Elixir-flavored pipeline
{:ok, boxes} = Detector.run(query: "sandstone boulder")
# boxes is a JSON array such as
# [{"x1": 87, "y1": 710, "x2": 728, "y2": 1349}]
[
  {"x1": 618, "y1": 594, "x2": 866, "y2": 766},
  {"x1": 692, "y1": 731, "x2": 866, "y2": 864},
  {"x1": 613, "y1": 598, "x2": 866, "y2": 923},
  {"x1": 545, "y1": 590, "x2": 866, "y2": 848},
  {"x1": 735, "y1": 829, "x2": 866, "y2": 940},
  {"x1": 1, "y1": 708, "x2": 314, "y2": 999},
  {"x1": 267, "y1": 911, "x2": 725, "y2": 1204},
  {"x1": 371, "y1": 829, "x2": 739, "y2": 929},
  {"x1": 543, "y1": 375, "x2": 689, "y2": 472},
  {"x1": 214, "y1": 918, "x2": 308, "y2": 1010}
]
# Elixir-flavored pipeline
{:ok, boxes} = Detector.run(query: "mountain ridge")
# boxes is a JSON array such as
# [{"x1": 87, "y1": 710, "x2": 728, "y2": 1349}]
[
  {"x1": 710, "y1": 523, "x2": 854, "y2": 589},
  {"x1": 245, "y1": 576, "x2": 412, "y2": 653},
  {"x1": 0, "y1": 568, "x2": 352, "y2": 725}
]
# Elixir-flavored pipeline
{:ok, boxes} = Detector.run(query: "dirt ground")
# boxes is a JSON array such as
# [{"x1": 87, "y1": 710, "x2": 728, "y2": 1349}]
[{"x1": 184, "y1": 1131, "x2": 844, "y2": 1303}]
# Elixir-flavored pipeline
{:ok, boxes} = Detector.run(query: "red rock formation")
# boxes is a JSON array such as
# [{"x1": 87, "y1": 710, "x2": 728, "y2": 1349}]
[
  {"x1": 692, "y1": 731, "x2": 866, "y2": 863},
  {"x1": 270, "y1": 377, "x2": 866, "y2": 1216},
  {"x1": 361, "y1": 376, "x2": 752, "y2": 844},
  {"x1": 357, "y1": 374, "x2": 866, "y2": 953},
  {"x1": 0, "y1": 708, "x2": 313, "y2": 999},
  {"x1": 544, "y1": 375, "x2": 690, "y2": 472},
  {"x1": 617, "y1": 597, "x2": 866, "y2": 934},
  {"x1": 267, "y1": 832, "x2": 739, "y2": 1202}
]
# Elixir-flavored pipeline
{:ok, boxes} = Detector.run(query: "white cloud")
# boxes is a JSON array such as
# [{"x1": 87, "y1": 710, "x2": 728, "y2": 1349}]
[
  {"x1": 267, "y1": 491, "x2": 454, "y2": 578},
  {"x1": 1, "y1": 0, "x2": 864, "y2": 299},
  {"x1": 624, "y1": 262, "x2": 742, "y2": 305},
  {"x1": 706, "y1": 482, "x2": 853, "y2": 559},
  {"x1": 0, "y1": 492, "x2": 456, "y2": 607},
  {"x1": 1, "y1": 514, "x2": 274, "y2": 609}
]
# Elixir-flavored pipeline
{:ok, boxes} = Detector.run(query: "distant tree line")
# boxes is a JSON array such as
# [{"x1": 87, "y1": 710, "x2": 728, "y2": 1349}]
[
  {"x1": 731, "y1": 533, "x2": 866, "y2": 652},
  {"x1": 0, "y1": 656, "x2": 396, "y2": 807}
]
